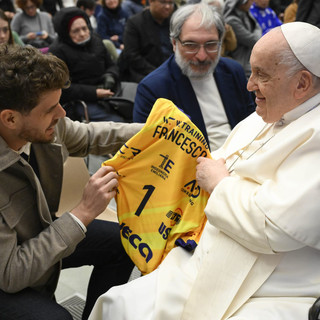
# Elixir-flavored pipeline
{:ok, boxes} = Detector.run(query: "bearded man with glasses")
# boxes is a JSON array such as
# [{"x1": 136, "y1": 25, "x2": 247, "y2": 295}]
[{"x1": 133, "y1": 2, "x2": 255, "y2": 151}]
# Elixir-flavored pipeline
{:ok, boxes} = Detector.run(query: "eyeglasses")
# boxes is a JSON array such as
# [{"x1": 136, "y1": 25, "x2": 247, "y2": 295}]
[
  {"x1": 177, "y1": 37, "x2": 221, "y2": 54},
  {"x1": 156, "y1": 0, "x2": 175, "y2": 6}
]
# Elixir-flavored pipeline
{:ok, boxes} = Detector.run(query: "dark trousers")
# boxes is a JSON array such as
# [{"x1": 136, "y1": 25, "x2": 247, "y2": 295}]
[{"x1": 0, "y1": 219, "x2": 134, "y2": 320}]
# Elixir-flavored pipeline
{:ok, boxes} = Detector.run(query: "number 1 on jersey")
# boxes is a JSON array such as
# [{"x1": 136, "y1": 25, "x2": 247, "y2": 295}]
[{"x1": 135, "y1": 185, "x2": 155, "y2": 217}]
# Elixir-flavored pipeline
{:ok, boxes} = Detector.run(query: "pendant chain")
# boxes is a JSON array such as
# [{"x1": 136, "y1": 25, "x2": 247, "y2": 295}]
[{"x1": 227, "y1": 123, "x2": 274, "y2": 173}]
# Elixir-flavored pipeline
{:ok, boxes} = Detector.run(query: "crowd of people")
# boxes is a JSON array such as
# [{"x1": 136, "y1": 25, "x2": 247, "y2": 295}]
[
  {"x1": 0, "y1": 0, "x2": 316, "y2": 89},
  {"x1": 0, "y1": 0, "x2": 315, "y2": 78},
  {"x1": 0, "y1": 0, "x2": 320, "y2": 319}
]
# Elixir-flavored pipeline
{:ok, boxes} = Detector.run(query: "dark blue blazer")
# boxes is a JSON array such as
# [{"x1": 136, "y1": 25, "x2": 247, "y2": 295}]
[{"x1": 133, "y1": 54, "x2": 255, "y2": 147}]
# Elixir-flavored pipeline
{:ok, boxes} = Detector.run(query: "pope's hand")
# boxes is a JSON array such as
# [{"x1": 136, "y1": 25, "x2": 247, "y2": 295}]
[{"x1": 196, "y1": 157, "x2": 229, "y2": 194}]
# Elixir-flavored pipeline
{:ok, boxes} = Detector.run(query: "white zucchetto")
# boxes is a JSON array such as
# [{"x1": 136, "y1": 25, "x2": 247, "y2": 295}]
[{"x1": 281, "y1": 22, "x2": 320, "y2": 77}]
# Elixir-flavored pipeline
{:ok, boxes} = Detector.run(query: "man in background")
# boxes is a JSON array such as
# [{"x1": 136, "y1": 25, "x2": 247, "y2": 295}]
[
  {"x1": 133, "y1": 3, "x2": 254, "y2": 151},
  {"x1": 118, "y1": 0, "x2": 175, "y2": 82}
]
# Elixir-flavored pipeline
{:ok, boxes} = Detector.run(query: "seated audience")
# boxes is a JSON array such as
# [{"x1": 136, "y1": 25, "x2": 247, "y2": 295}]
[
  {"x1": 0, "y1": 8, "x2": 24, "y2": 45},
  {"x1": 96, "y1": 0, "x2": 128, "y2": 51},
  {"x1": 49, "y1": 7, "x2": 124, "y2": 122},
  {"x1": 11, "y1": 0, "x2": 56, "y2": 48},
  {"x1": 224, "y1": 0, "x2": 262, "y2": 78},
  {"x1": 89, "y1": 21, "x2": 320, "y2": 320},
  {"x1": 118, "y1": 0, "x2": 174, "y2": 82},
  {"x1": 250, "y1": 0, "x2": 282, "y2": 35},
  {"x1": 133, "y1": 3, "x2": 254, "y2": 151}
]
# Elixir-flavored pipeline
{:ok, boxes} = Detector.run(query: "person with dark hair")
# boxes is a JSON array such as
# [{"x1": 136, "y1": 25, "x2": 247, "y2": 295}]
[
  {"x1": 0, "y1": 44, "x2": 142, "y2": 320},
  {"x1": 0, "y1": 8, "x2": 24, "y2": 45},
  {"x1": 133, "y1": 3, "x2": 254, "y2": 151},
  {"x1": 118, "y1": 0, "x2": 174, "y2": 82},
  {"x1": 11, "y1": 0, "x2": 56, "y2": 48},
  {"x1": 76, "y1": 0, "x2": 99, "y2": 29},
  {"x1": 77, "y1": 0, "x2": 97, "y2": 17},
  {"x1": 0, "y1": 0, "x2": 16, "y2": 19},
  {"x1": 49, "y1": 7, "x2": 124, "y2": 122}
]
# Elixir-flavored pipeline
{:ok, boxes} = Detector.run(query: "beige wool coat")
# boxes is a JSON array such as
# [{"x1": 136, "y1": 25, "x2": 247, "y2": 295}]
[{"x1": 0, "y1": 117, "x2": 142, "y2": 297}]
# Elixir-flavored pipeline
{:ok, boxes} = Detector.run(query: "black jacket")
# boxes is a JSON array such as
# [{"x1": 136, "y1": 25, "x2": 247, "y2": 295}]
[
  {"x1": 119, "y1": 8, "x2": 173, "y2": 83},
  {"x1": 296, "y1": 0, "x2": 320, "y2": 28},
  {"x1": 49, "y1": 7, "x2": 119, "y2": 104}
]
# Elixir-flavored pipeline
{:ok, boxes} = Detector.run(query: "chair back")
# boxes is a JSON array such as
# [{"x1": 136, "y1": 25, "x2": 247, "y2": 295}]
[{"x1": 56, "y1": 157, "x2": 118, "y2": 222}]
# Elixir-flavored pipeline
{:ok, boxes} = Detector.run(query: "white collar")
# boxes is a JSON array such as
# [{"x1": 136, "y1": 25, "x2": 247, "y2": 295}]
[
  {"x1": 18, "y1": 142, "x2": 32, "y2": 155},
  {"x1": 275, "y1": 92, "x2": 320, "y2": 127}
]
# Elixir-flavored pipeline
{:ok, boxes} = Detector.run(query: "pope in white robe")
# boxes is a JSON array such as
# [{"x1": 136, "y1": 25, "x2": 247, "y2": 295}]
[{"x1": 88, "y1": 20, "x2": 320, "y2": 320}]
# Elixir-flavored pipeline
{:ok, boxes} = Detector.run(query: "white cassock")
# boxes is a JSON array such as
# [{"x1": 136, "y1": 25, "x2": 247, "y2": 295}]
[{"x1": 89, "y1": 92, "x2": 320, "y2": 320}]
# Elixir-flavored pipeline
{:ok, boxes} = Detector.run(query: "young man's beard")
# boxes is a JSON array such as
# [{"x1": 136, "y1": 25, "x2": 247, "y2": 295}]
[{"x1": 18, "y1": 120, "x2": 58, "y2": 144}]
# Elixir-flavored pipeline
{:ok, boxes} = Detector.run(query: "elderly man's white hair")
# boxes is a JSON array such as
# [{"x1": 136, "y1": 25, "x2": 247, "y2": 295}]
[{"x1": 169, "y1": 2, "x2": 225, "y2": 41}]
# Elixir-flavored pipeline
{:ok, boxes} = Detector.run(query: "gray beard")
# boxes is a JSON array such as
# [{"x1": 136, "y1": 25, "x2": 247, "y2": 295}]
[{"x1": 175, "y1": 46, "x2": 220, "y2": 79}]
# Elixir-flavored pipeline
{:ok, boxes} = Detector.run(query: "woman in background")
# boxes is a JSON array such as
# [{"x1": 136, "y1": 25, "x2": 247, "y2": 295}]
[
  {"x1": 49, "y1": 7, "x2": 124, "y2": 122},
  {"x1": 0, "y1": 9, "x2": 24, "y2": 45},
  {"x1": 11, "y1": 0, "x2": 56, "y2": 48}
]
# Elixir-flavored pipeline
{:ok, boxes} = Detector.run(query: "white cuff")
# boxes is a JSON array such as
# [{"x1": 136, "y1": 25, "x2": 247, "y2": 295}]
[{"x1": 68, "y1": 212, "x2": 87, "y2": 233}]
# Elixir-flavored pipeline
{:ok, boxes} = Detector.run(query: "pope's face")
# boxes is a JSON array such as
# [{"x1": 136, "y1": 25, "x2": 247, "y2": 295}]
[{"x1": 247, "y1": 29, "x2": 300, "y2": 123}]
